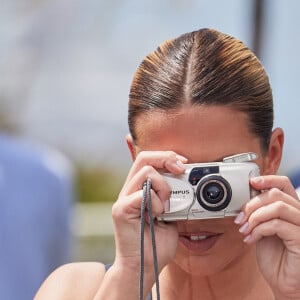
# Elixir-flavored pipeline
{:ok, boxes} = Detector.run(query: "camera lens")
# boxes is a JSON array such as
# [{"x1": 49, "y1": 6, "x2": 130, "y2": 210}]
[
  {"x1": 196, "y1": 175, "x2": 232, "y2": 211},
  {"x1": 203, "y1": 183, "x2": 224, "y2": 203}
]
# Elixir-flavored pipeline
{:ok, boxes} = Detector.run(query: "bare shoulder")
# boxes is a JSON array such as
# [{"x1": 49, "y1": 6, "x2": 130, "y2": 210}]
[{"x1": 34, "y1": 262, "x2": 107, "y2": 300}]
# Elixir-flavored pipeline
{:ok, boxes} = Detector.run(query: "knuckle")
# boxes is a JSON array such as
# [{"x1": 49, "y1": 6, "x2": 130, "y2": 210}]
[
  {"x1": 274, "y1": 200, "x2": 286, "y2": 211},
  {"x1": 273, "y1": 200, "x2": 286, "y2": 211},
  {"x1": 248, "y1": 212, "x2": 259, "y2": 225},
  {"x1": 136, "y1": 151, "x2": 148, "y2": 162},
  {"x1": 281, "y1": 175, "x2": 291, "y2": 185},
  {"x1": 271, "y1": 218, "x2": 281, "y2": 228},
  {"x1": 141, "y1": 165, "x2": 155, "y2": 176},
  {"x1": 111, "y1": 201, "x2": 122, "y2": 219},
  {"x1": 268, "y1": 187, "x2": 282, "y2": 199},
  {"x1": 244, "y1": 198, "x2": 256, "y2": 213},
  {"x1": 164, "y1": 150, "x2": 177, "y2": 157},
  {"x1": 112, "y1": 199, "x2": 133, "y2": 220}
]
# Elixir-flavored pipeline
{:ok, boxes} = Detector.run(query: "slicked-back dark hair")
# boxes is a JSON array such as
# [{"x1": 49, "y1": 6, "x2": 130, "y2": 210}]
[{"x1": 128, "y1": 28, "x2": 273, "y2": 151}]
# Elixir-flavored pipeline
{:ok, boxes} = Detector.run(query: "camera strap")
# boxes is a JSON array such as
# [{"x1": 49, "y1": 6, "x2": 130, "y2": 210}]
[{"x1": 140, "y1": 178, "x2": 160, "y2": 300}]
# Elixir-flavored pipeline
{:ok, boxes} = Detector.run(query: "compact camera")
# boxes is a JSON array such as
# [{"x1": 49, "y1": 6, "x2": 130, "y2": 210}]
[{"x1": 157, "y1": 153, "x2": 260, "y2": 221}]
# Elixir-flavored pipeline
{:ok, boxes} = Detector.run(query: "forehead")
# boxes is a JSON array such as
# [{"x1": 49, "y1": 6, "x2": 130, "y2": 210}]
[{"x1": 134, "y1": 105, "x2": 261, "y2": 163}]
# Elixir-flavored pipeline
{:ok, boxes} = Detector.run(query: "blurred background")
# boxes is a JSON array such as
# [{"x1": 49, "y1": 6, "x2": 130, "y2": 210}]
[{"x1": 1, "y1": 0, "x2": 300, "y2": 297}]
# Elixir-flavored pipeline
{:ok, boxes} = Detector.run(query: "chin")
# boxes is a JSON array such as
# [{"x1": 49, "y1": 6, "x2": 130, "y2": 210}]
[
  {"x1": 173, "y1": 253, "x2": 225, "y2": 276},
  {"x1": 173, "y1": 240, "x2": 248, "y2": 276}
]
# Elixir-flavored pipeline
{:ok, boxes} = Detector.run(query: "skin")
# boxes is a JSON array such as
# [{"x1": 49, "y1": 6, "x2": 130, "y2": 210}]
[{"x1": 34, "y1": 105, "x2": 300, "y2": 300}]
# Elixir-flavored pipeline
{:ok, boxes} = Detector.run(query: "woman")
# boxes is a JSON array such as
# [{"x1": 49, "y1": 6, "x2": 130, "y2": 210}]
[{"x1": 35, "y1": 28, "x2": 300, "y2": 299}]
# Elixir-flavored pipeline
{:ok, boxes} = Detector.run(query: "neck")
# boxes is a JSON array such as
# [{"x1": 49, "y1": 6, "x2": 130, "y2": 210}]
[{"x1": 154, "y1": 245, "x2": 274, "y2": 300}]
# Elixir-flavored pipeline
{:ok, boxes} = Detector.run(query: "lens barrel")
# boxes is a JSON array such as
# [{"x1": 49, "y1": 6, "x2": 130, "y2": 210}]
[{"x1": 196, "y1": 175, "x2": 232, "y2": 211}]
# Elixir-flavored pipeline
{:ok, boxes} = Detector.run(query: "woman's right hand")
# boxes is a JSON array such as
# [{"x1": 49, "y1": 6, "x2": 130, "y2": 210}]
[
  {"x1": 35, "y1": 151, "x2": 188, "y2": 300},
  {"x1": 111, "y1": 151, "x2": 187, "y2": 283}
]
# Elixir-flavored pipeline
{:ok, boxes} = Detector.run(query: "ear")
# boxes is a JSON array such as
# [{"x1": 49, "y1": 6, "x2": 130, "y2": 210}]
[
  {"x1": 126, "y1": 134, "x2": 137, "y2": 161},
  {"x1": 264, "y1": 127, "x2": 284, "y2": 175}
]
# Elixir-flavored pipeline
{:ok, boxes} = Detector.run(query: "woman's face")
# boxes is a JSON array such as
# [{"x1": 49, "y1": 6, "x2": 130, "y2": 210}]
[{"x1": 132, "y1": 105, "x2": 268, "y2": 276}]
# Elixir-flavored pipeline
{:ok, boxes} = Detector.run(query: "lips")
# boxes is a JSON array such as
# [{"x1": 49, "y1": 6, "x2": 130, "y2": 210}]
[{"x1": 179, "y1": 232, "x2": 223, "y2": 253}]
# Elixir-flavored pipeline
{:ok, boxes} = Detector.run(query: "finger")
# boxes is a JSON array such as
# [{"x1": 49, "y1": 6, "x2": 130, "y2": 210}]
[
  {"x1": 125, "y1": 151, "x2": 187, "y2": 184},
  {"x1": 120, "y1": 165, "x2": 171, "y2": 204},
  {"x1": 113, "y1": 190, "x2": 144, "y2": 223},
  {"x1": 250, "y1": 175, "x2": 299, "y2": 199},
  {"x1": 237, "y1": 188, "x2": 300, "y2": 225},
  {"x1": 243, "y1": 219, "x2": 300, "y2": 249},
  {"x1": 144, "y1": 189, "x2": 165, "y2": 218},
  {"x1": 113, "y1": 189, "x2": 165, "y2": 221},
  {"x1": 239, "y1": 201, "x2": 300, "y2": 236}
]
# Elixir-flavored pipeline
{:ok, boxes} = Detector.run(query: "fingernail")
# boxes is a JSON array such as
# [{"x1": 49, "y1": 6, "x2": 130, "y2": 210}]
[
  {"x1": 239, "y1": 222, "x2": 249, "y2": 233},
  {"x1": 176, "y1": 154, "x2": 188, "y2": 162},
  {"x1": 251, "y1": 176, "x2": 263, "y2": 184},
  {"x1": 243, "y1": 234, "x2": 251, "y2": 243},
  {"x1": 176, "y1": 160, "x2": 186, "y2": 170},
  {"x1": 234, "y1": 211, "x2": 245, "y2": 224},
  {"x1": 164, "y1": 199, "x2": 170, "y2": 212}
]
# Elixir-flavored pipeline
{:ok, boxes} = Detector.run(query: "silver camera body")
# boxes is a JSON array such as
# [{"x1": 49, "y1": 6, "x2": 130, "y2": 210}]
[{"x1": 158, "y1": 153, "x2": 260, "y2": 221}]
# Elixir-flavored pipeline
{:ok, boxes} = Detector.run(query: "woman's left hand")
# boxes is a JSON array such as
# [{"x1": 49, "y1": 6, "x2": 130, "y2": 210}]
[{"x1": 237, "y1": 175, "x2": 300, "y2": 300}]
